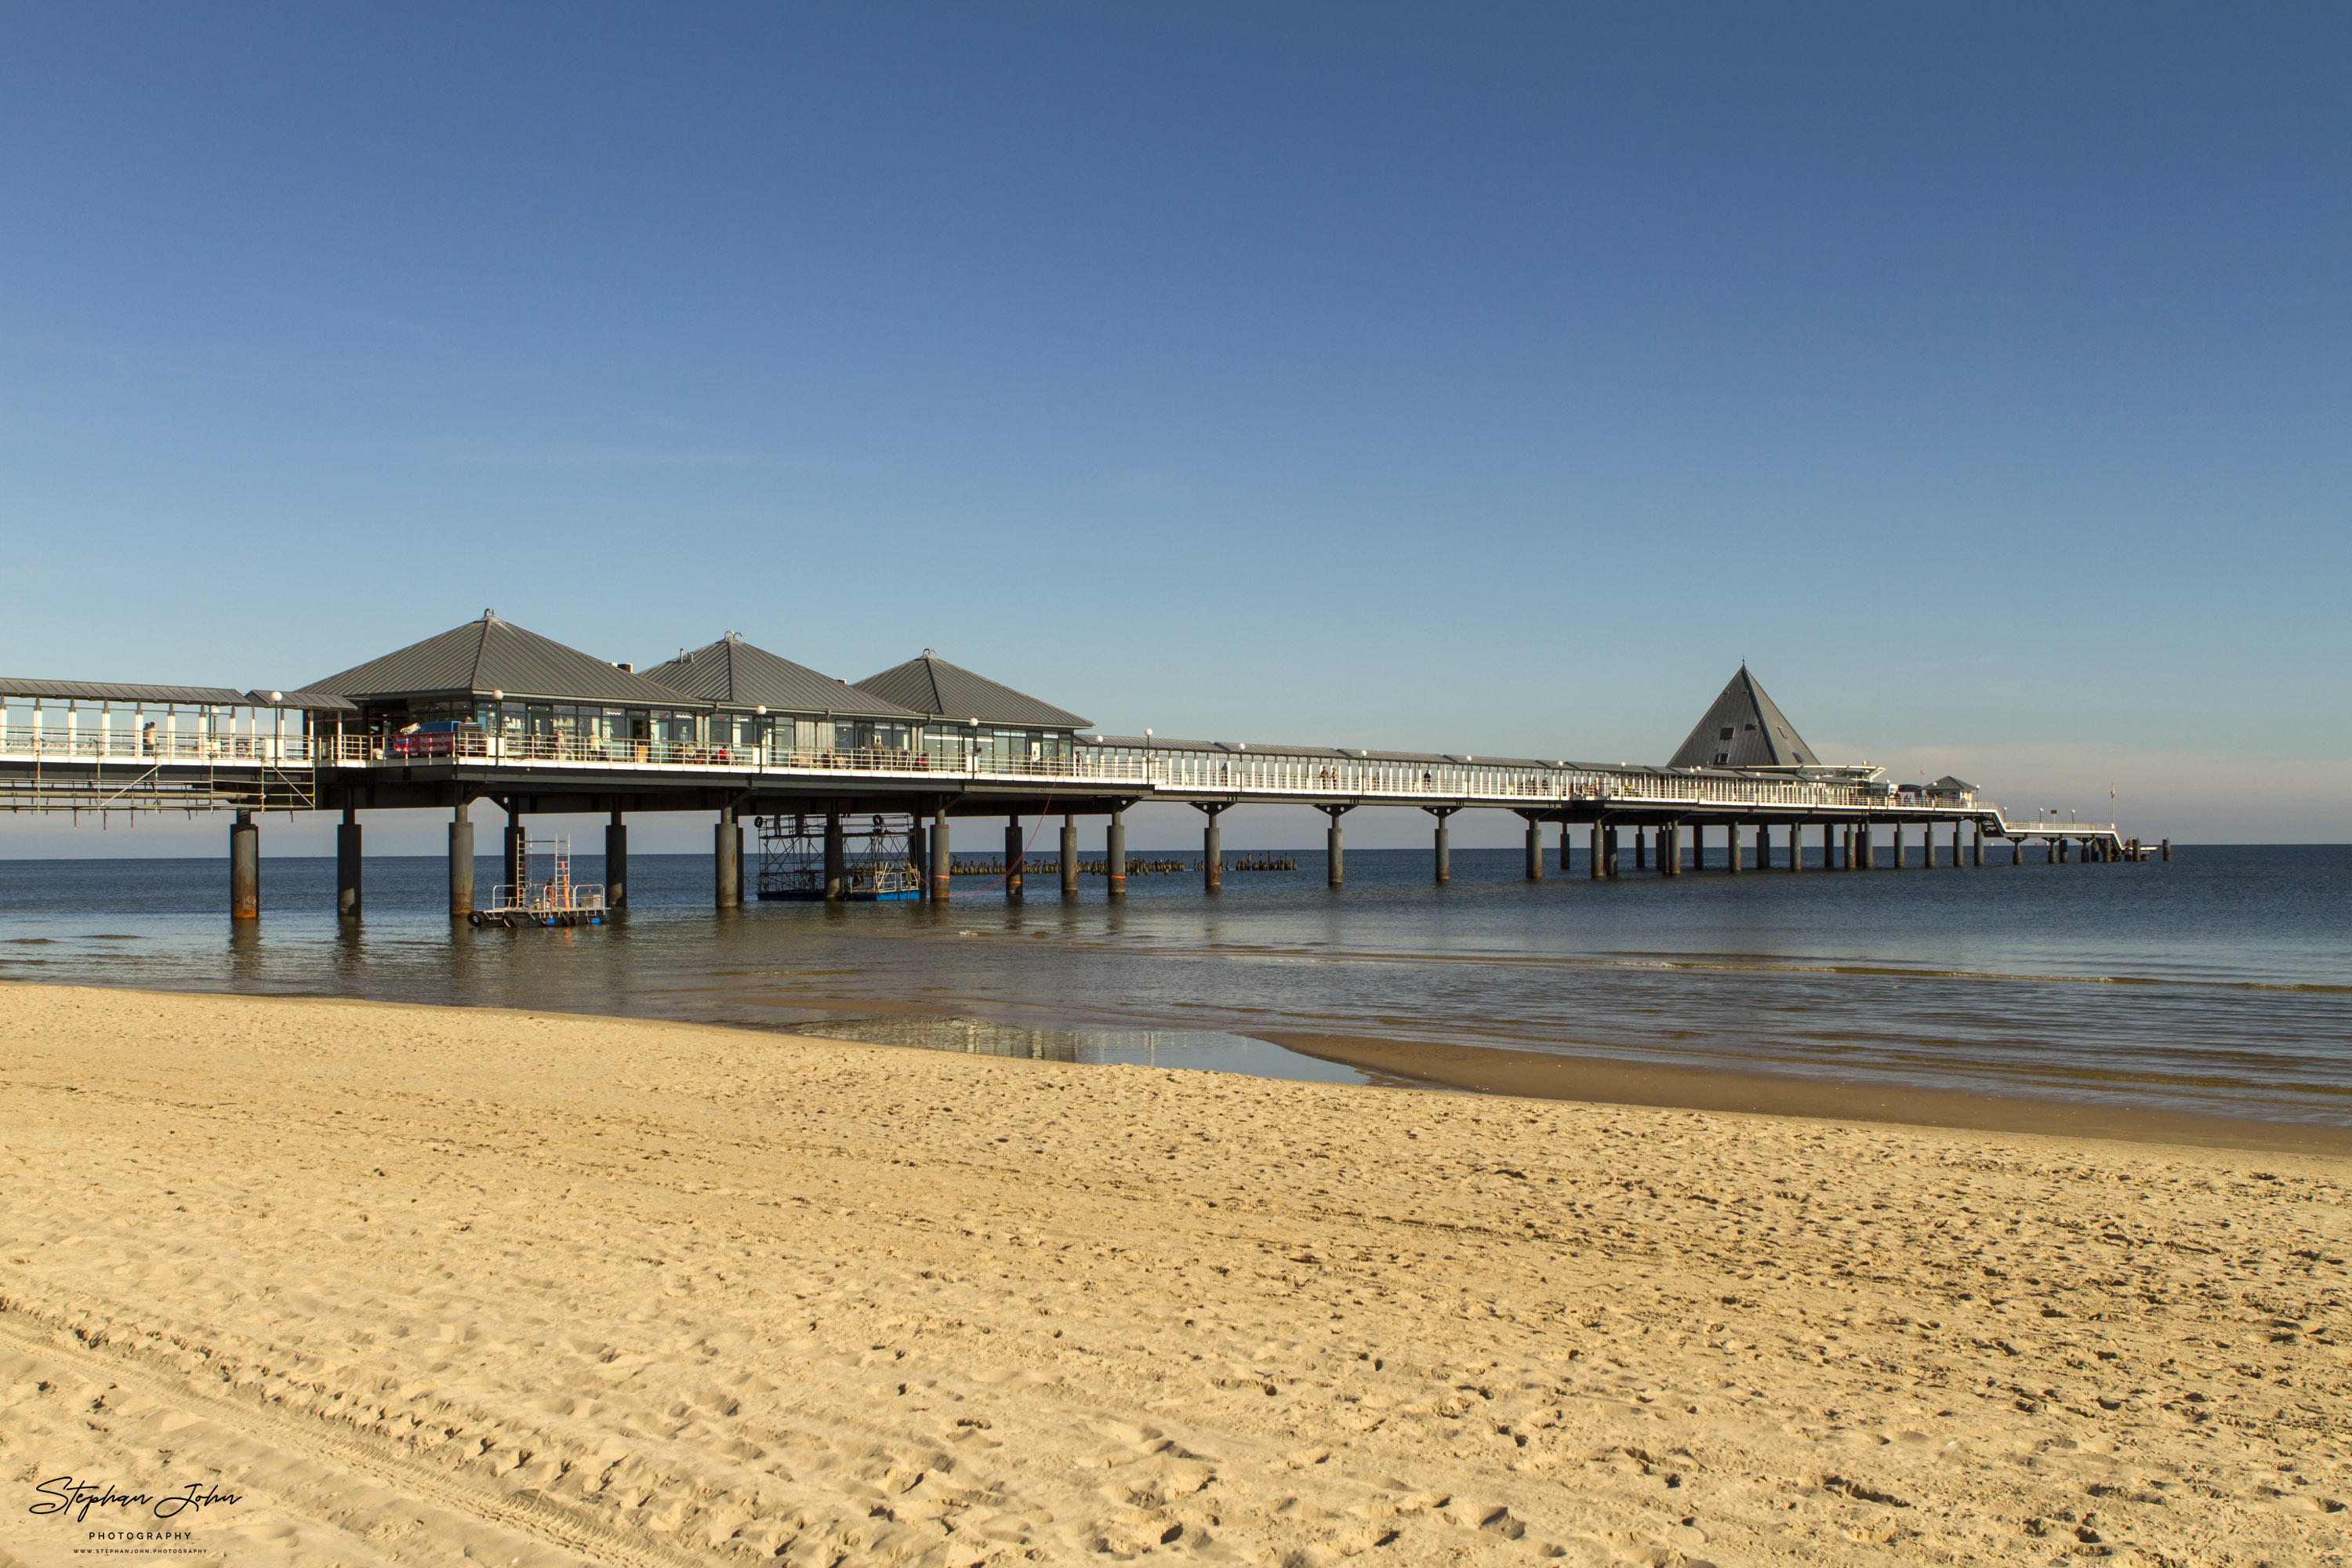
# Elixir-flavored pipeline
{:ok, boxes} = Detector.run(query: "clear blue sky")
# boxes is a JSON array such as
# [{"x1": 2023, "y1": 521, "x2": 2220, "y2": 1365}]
[{"x1": 3, "y1": 2, "x2": 2346, "y2": 853}]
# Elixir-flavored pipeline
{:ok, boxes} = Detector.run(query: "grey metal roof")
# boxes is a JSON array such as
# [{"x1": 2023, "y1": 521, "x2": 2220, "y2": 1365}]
[
  {"x1": 641, "y1": 638, "x2": 924, "y2": 720},
  {"x1": 856, "y1": 652, "x2": 1091, "y2": 729},
  {"x1": 244, "y1": 688, "x2": 359, "y2": 712},
  {"x1": 307, "y1": 615, "x2": 692, "y2": 706},
  {"x1": 1665, "y1": 666, "x2": 1820, "y2": 768},
  {"x1": 0, "y1": 677, "x2": 252, "y2": 706}
]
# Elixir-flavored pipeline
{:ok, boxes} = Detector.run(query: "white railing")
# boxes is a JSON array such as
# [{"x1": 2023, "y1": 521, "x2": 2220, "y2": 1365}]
[
  {"x1": 0, "y1": 720, "x2": 2142, "y2": 839},
  {"x1": 0, "y1": 725, "x2": 314, "y2": 764}
]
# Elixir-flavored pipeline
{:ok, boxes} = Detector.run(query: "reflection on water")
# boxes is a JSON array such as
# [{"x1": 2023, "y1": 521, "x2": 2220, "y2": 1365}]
[
  {"x1": 1, "y1": 845, "x2": 2347, "y2": 1125},
  {"x1": 775, "y1": 1013, "x2": 1369, "y2": 1083}
]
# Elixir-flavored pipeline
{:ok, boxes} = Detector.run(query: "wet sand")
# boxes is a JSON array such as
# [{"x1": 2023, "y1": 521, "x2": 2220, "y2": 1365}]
[
  {"x1": 1261, "y1": 1033, "x2": 2352, "y2": 1156},
  {"x1": 2, "y1": 982, "x2": 2347, "y2": 1566}
]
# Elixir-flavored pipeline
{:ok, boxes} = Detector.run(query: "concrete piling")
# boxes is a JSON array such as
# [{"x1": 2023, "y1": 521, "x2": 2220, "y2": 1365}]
[
  {"x1": 1429, "y1": 808, "x2": 1455, "y2": 884},
  {"x1": 822, "y1": 811, "x2": 844, "y2": 901},
  {"x1": 1004, "y1": 815, "x2": 1024, "y2": 900},
  {"x1": 1634, "y1": 828, "x2": 1647, "y2": 872},
  {"x1": 1200, "y1": 807, "x2": 1222, "y2": 893},
  {"x1": 1661, "y1": 823, "x2": 1680, "y2": 878},
  {"x1": 1603, "y1": 826, "x2": 1619, "y2": 877},
  {"x1": 1893, "y1": 823, "x2": 1906, "y2": 870},
  {"x1": 336, "y1": 804, "x2": 361, "y2": 921},
  {"x1": 1320, "y1": 807, "x2": 1345, "y2": 888},
  {"x1": 229, "y1": 810, "x2": 259, "y2": 920},
  {"x1": 603, "y1": 807, "x2": 626, "y2": 909},
  {"x1": 930, "y1": 806, "x2": 951, "y2": 901},
  {"x1": 1728, "y1": 823, "x2": 1743, "y2": 875},
  {"x1": 1590, "y1": 823, "x2": 1603, "y2": 880},
  {"x1": 1108, "y1": 808, "x2": 1127, "y2": 898},
  {"x1": 1062, "y1": 814, "x2": 1080, "y2": 896},
  {"x1": 717, "y1": 807, "x2": 743, "y2": 906},
  {"x1": 1523, "y1": 818, "x2": 1541, "y2": 880},
  {"x1": 450, "y1": 799, "x2": 476, "y2": 917}
]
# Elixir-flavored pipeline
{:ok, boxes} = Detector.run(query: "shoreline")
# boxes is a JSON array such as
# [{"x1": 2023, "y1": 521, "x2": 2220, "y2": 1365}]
[
  {"x1": 9, "y1": 972, "x2": 2349, "y2": 1152},
  {"x1": 1261, "y1": 1029, "x2": 2352, "y2": 1155}
]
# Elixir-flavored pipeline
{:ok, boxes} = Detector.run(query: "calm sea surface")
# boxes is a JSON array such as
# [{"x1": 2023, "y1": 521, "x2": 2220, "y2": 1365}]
[{"x1": 2, "y1": 845, "x2": 2346, "y2": 1125}]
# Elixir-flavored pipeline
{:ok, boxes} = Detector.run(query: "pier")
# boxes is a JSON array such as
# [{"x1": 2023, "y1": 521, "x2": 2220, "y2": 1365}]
[{"x1": 1, "y1": 618, "x2": 2151, "y2": 916}]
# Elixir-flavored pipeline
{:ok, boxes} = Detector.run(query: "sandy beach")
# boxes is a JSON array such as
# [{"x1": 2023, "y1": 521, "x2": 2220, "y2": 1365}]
[{"x1": 1, "y1": 984, "x2": 2345, "y2": 1567}]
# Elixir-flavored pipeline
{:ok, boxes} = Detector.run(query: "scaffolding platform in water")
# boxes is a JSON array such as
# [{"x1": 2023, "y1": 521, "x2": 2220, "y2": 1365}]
[{"x1": 757, "y1": 811, "x2": 922, "y2": 902}]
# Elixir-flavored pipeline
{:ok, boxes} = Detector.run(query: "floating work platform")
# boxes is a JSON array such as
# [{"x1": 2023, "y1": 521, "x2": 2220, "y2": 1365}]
[{"x1": 468, "y1": 836, "x2": 606, "y2": 929}]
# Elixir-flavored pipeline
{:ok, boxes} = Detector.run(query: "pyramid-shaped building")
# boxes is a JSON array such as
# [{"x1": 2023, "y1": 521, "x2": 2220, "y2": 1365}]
[{"x1": 1667, "y1": 666, "x2": 1820, "y2": 769}]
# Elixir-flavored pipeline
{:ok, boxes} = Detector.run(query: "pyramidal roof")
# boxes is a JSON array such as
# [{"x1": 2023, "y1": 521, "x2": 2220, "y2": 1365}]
[
  {"x1": 640, "y1": 637, "x2": 923, "y2": 720},
  {"x1": 307, "y1": 614, "x2": 689, "y2": 706},
  {"x1": 1666, "y1": 666, "x2": 1820, "y2": 768},
  {"x1": 855, "y1": 651, "x2": 1091, "y2": 730}
]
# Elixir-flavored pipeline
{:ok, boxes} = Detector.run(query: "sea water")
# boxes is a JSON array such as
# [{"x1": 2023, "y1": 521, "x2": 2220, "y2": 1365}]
[{"x1": 1, "y1": 845, "x2": 2345, "y2": 1125}]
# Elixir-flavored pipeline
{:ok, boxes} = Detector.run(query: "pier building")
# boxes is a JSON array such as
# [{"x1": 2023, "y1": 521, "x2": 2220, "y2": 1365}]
[{"x1": 0, "y1": 615, "x2": 2154, "y2": 918}]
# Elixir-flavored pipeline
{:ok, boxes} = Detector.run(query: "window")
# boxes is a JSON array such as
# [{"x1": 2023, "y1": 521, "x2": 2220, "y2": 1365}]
[
  {"x1": 1717, "y1": 728, "x2": 1733, "y2": 741},
  {"x1": 1743, "y1": 722, "x2": 1756, "y2": 731},
  {"x1": 1714, "y1": 752, "x2": 1729, "y2": 764}
]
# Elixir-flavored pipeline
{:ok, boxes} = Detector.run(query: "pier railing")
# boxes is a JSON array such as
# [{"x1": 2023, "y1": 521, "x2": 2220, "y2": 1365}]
[
  {"x1": 2, "y1": 724, "x2": 2126, "y2": 839},
  {"x1": 0, "y1": 724, "x2": 313, "y2": 764}
]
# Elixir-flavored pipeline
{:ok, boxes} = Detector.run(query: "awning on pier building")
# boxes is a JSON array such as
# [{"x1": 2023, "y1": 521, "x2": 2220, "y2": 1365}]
[
  {"x1": 856, "y1": 650, "x2": 1091, "y2": 769},
  {"x1": 304, "y1": 612, "x2": 706, "y2": 739},
  {"x1": 641, "y1": 637, "x2": 927, "y2": 755},
  {"x1": 1666, "y1": 666, "x2": 1820, "y2": 769}
]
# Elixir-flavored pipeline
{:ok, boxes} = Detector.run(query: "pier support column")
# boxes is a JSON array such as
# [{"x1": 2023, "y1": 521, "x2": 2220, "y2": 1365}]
[
  {"x1": 1602, "y1": 826, "x2": 1618, "y2": 877},
  {"x1": 1318, "y1": 805, "x2": 1349, "y2": 887},
  {"x1": 1523, "y1": 818, "x2": 1542, "y2": 880},
  {"x1": 1634, "y1": 827, "x2": 1647, "y2": 872},
  {"x1": 1590, "y1": 823, "x2": 1604, "y2": 880},
  {"x1": 1062, "y1": 814, "x2": 1080, "y2": 897},
  {"x1": 450, "y1": 799, "x2": 476, "y2": 917},
  {"x1": 931, "y1": 806, "x2": 951, "y2": 901},
  {"x1": 1197, "y1": 803, "x2": 1229, "y2": 892},
  {"x1": 2161, "y1": 838, "x2": 2171, "y2": 862},
  {"x1": 1661, "y1": 824, "x2": 1680, "y2": 878},
  {"x1": 229, "y1": 810, "x2": 259, "y2": 920},
  {"x1": 1686, "y1": 824, "x2": 1699, "y2": 873},
  {"x1": 505, "y1": 801, "x2": 526, "y2": 899},
  {"x1": 1789, "y1": 821, "x2": 1804, "y2": 873},
  {"x1": 337, "y1": 804, "x2": 362, "y2": 921},
  {"x1": 1559, "y1": 822, "x2": 1573, "y2": 877},
  {"x1": 604, "y1": 808, "x2": 626, "y2": 909},
  {"x1": 1754, "y1": 823, "x2": 1769, "y2": 872},
  {"x1": 1107, "y1": 808, "x2": 1127, "y2": 898},
  {"x1": 822, "y1": 811, "x2": 844, "y2": 901},
  {"x1": 1005, "y1": 815, "x2": 1025, "y2": 900},
  {"x1": 1729, "y1": 823, "x2": 1744, "y2": 875},
  {"x1": 717, "y1": 807, "x2": 742, "y2": 907},
  {"x1": 1955, "y1": 822, "x2": 1966, "y2": 869},
  {"x1": 1893, "y1": 823, "x2": 1906, "y2": 870},
  {"x1": 1425, "y1": 806, "x2": 1457, "y2": 884}
]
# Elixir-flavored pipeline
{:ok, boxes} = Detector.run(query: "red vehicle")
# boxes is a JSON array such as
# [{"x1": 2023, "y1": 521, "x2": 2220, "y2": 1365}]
[{"x1": 389, "y1": 721, "x2": 487, "y2": 759}]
